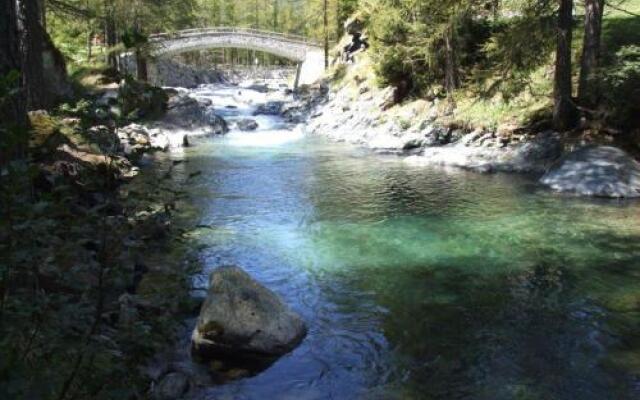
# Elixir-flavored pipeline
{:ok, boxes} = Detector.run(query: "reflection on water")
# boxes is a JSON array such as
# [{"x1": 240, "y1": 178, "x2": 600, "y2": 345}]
[{"x1": 174, "y1": 86, "x2": 640, "y2": 399}]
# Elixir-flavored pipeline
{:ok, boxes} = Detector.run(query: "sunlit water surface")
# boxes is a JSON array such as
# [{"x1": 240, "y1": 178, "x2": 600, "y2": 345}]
[{"x1": 172, "y1": 85, "x2": 640, "y2": 400}]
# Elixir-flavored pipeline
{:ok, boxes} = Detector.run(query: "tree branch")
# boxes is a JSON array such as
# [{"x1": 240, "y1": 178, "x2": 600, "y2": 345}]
[
  {"x1": 47, "y1": 0, "x2": 96, "y2": 19},
  {"x1": 606, "y1": 1, "x2": 640, "y2": 17}
]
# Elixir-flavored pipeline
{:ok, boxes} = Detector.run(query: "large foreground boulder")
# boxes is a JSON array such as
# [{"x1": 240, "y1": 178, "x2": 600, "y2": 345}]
[
  {"x1": 192, "y1": 266, "x2": 307, "y2": 360},
  {"x1": 541, "y1": 146, "x2": 640, "y2": 198}
]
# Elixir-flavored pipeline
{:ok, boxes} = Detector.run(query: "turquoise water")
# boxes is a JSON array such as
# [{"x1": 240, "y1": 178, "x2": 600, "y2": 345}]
[{"x1": 175, "y1": 88, "x2": 640, "y2": 399}]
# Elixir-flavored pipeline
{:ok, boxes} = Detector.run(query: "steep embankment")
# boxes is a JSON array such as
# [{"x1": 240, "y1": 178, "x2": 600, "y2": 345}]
[
  {"x1": 306, "y1": 54, "x2": 561, "y2": 174},
  {"x1": 298, "y1": 53, "x2": 640, "y2": 198}
]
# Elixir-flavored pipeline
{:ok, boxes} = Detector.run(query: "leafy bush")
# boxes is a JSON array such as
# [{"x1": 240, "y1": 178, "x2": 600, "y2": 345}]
[{"x1": 58, "y1": 99, "x2": 93, "y2": 119}]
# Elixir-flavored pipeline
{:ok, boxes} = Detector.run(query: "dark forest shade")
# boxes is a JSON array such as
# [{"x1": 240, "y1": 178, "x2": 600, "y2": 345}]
[{"x1": 0, "y1": 0, "x2": 27, "y2": 148}]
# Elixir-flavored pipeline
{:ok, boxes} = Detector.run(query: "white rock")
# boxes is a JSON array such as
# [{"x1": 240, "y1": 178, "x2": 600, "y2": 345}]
[{"x1": 541, "y1": 146, "x2": 640, "y2": 198}]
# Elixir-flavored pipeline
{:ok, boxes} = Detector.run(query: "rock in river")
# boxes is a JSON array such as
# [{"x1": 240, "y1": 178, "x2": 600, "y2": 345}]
[
  {"x1": 236, "y1": 119, "x2": 259, "y2": 131},
  {"x1": 154, "y1": 372, "x2": 189, "y2": 400},
  {"x1": 192, "y1": 266, "x2": 307, "y2": 360},
  {"x1": 541, "y1": 145, "x2": 640, "y2": 198}
]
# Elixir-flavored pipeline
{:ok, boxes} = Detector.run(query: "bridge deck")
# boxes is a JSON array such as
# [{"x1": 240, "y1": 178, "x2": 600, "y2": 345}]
[{"x1": 149, "y1": 27, "x2": 321, "y2": 48}]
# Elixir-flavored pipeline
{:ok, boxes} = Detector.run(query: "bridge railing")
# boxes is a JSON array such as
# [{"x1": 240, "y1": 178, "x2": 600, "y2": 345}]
[{"x1": 149, "y1": 27, "x2": 321, "y2": 48}]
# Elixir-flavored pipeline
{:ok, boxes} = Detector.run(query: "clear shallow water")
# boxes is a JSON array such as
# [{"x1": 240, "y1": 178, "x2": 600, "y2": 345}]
[{"x1": 175, "y1": 86, "x2": 640, "y2": 400}]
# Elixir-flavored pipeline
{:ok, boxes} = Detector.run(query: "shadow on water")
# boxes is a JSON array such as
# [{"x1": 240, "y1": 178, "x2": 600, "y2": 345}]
[{"x1": 329, "y1": 254, "x2": 640, "y2": 400}]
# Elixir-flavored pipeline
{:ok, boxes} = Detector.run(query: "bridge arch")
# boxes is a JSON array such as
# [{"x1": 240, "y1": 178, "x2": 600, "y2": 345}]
[{"x1": 146, "y1": 28, "x2": 325, "y2": 86}]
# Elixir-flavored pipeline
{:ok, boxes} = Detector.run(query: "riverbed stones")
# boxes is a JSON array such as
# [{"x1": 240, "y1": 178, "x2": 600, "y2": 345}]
[
  {"x1": 191, "y1": 266, "x2": 307, "y2": 360},
  {"x1": 541, "y1": 145, "x2": 640, "y2": 198}
]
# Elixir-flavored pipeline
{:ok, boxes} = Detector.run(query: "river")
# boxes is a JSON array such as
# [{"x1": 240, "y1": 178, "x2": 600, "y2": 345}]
[{"x1": 167, "y1": 84, "x2": 640, "y2": 399}]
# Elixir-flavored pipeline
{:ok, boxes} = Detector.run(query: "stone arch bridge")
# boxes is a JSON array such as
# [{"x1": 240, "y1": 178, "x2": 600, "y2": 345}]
[{"x1": 141, "y1": 27, "x2": 325, "y2": 87}]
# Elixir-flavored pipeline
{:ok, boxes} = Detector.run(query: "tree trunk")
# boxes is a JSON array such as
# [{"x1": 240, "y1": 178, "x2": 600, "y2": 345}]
[
  {"x1": 39, "y1": 0, "x2": 46, "y2": 31},
  {"x1": 105, "y1": 7, "x2": 117, "y2": 69},
  {"x1": 273, "y1": 0, "x2": 279, "y2": 31},
  {"x1": 578, "y1": 0, "x2": 604, "y2": 107},
  {"x1": 18, "y1": 0, "x2": 46, "y2": 110},
  {"x1": 336, "y1": 0, "x2": 341, "y2": 40},
  {"x1": 323, "y1": 0, "x2": 329, "y2": 69},
  {"x1": 553, "y1": 0, "x2": 577, "y2": 131},
  {"x1": 0, "y1": 0, "x2": 28, "y2": 161},
  {"x1": 135, "y1": 49, "x2": 148, "y2": 82},
  {"x1": 444, "y1": 23, "x2": 459, "y2": 95}
]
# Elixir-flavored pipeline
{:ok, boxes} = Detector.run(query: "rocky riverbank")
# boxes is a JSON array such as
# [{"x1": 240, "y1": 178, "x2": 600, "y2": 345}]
[
  {"x1": 0, "y1": 76, "x2": 249, "y2": 399},
  {"x1": 285, "y1": 56, "x2": 640, "y2": 198}
]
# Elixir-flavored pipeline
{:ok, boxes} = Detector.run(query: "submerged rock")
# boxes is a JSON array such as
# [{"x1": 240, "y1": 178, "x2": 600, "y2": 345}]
[
  {"x1": 236, "y1": 119, "x2": 259, "y2": 131},
  {"x1": 154, "y1": 372, "x2": 189, "y2": 400},
  {"x1": 541, "y1": 145, "x2": 640, "y2": 198},
  {"x1": 254, "y1": 101, "x2": 284, "y2": 116},
  {"x1": 192, "y1": 266, "x2": 307, "y2": 360},
  {"x1": 246, "y1": 83, "x2": 269, "y2": 93},
  {"x1": 203, "y1": 110, "x2": 229, "y2": 135}
]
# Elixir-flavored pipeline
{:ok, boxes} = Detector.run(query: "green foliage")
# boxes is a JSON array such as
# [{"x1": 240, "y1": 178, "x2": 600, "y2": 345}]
[
  {"x1": 368, "y1": 7, "x2": 415, "y2": 88},
  {"x1": 365, "y1": 1, "x2": 495, "y2": 98},
  {"x1": 480, "y1": 14, "x2": 555, "y2": 100},
  {"x1": 0, "y1": 70, "x2": 21, "y2": 105},
  {"x1": 58, "y1": 99, "x2": 93, "y2": 119},
  {"x1": 121, "y1": 28, "x2": 148, "y2": 50},
  {"x1": 599, "y1": 45, "x2": 640, "y2": 129}
]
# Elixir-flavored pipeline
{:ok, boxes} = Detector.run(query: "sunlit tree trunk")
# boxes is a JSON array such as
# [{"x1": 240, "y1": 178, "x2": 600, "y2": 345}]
[
  {"x1": 443, "y1": 23, "x2": 459, "y2": 95},
  {"x1": 578, "y1": 0, "x2": 604, "y2": 108},
  {"x1": 553, "y1": 0, "x2": 577, "y2": 131}
]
